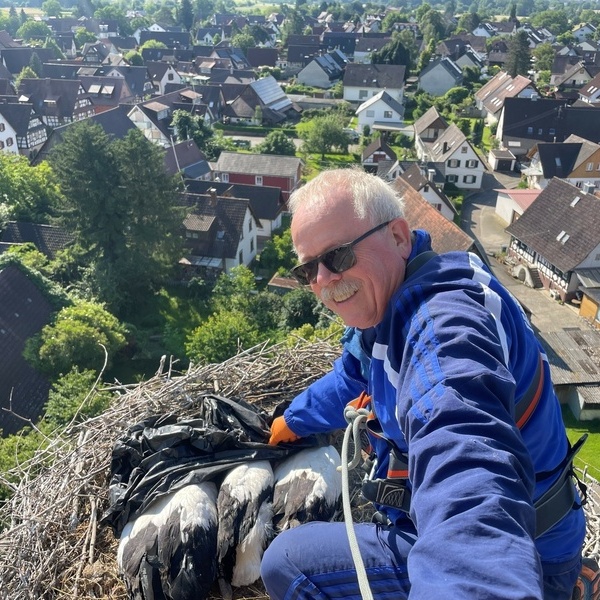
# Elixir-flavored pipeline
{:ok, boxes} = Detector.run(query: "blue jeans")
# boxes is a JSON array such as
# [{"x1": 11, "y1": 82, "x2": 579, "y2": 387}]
[{"x1": 261, "y1": 521, "x2": 581, "y2": 600}]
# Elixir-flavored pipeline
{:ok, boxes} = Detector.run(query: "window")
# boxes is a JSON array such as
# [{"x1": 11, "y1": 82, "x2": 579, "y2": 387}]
[
  {"x1": 383, "y1": 110, "x2": 392, "y2": 119},
  {"x1": 466, "y1": 159, "x2": 479, "y2": 168},
  {"x1": 366, "y1": 110, "x2": 375, "y2": 117},
  {"x1": 0, "y1": 141, "x2": 4, "y2": 149},
  {"x1": 527, "y1": 126, "x2": 533, "y2": 134},
  {"x1": 221, "y1": 173, "x2": 229, "y2": 183},
  {"x1": 250, "y1": 238, "x2": 254, "y2": 252},
  {"x1": 256, "y1": 175, "x2": 263, "y2": 186},
  {"x1": 0, "y1": 123, "x2": 4, "y2": 132},
  {"x1": 461, "y1": 146, "x2": 467, "y2": 153},
  {"x1": 587, "y1": 162, "x2": 594, "y2": 171},
  {"x1": 549, "y1": 128, "x2": 556, "y2": 136},
  {"x1": 359, "y1": 90, "x2": 368, "y2": 99},
  {"x1": 248, "y1": 219, "x2": 253, "y2": 232},
  {"x1": 239, "y1": 250, "x2": 243, "y2": 264},
  {"x1": 446, "y1": 174, "x2": 458, "y2": 183},
  {"x1": 463, "y1": 175, "x2": 477, "y2": 184},
  {"x1": 447, "y1": 159, "x2": 460, "y2": 168},
  {"x1": 168, "y1": 73, "x2": 174, "y2": 80}
]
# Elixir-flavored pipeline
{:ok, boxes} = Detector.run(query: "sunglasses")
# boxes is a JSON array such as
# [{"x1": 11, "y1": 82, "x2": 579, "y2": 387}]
[{"x1": 290, "y1": 221, "x2": 391, "y2": 285}]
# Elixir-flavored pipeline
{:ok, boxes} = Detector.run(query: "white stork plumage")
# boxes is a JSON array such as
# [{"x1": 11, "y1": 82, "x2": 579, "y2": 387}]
[
  {"x1": 117, "y1": 481, "x2": 219, "y2": 600},
  {"x1": 272, "y1": 445, "x2": 343, "y2": 532},
  {"x1": 216, "y1": 460, "x2": 275, "y2": 599}
]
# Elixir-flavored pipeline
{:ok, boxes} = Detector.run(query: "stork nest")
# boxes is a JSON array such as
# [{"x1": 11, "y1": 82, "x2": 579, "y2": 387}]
[{"x1": 0, "y1": 338, "x2": 598, "y2": 600}]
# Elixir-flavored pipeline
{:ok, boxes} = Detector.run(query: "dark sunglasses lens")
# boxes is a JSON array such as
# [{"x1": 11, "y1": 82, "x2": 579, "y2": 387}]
[
  {"x1": 323, "y1": 245, "x2": 356, "y2": 274},
  {"x1": 291, "y1": 261, "x2": 316, "y2": 285}
]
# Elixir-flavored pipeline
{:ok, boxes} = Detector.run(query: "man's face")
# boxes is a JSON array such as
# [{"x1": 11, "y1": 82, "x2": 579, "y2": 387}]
[{"x1": 291, "y1": 192, "x2": 412, "y2": 329}]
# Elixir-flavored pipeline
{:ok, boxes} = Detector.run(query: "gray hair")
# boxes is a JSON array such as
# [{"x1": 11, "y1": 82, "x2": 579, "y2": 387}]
[{"x1": 288, "y1": 167, "x2": 405, "y2": 224}]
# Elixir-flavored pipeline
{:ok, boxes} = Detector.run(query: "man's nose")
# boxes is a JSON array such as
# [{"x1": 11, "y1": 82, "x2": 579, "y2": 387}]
[{"x1": 314, "y1": 261, "x2": 342, "y2": 286}]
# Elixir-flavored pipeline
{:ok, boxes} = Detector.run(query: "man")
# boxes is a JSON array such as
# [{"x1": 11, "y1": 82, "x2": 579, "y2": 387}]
[{"x1": 261, "y1": 168, "x2": 586, "y2": 599}]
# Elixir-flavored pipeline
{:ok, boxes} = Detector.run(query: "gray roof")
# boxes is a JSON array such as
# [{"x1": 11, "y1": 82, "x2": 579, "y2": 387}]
[
  {"x1": 1, "y1": 222, "x2": 74, "y2": 260},
  {"x1": 427, "y1": 124, "x2": 469, "y2": 162},
  {"x1": 413, "y1": 106, "x2": 448, "y2": 135},
  {"x1": 343, "y1": 63, "x2": 406, "y2": 88},
  {"x1": 215, "y1": 151, "x2": 302, "y2": 178},
  {"x1": 505, "y1": 178, "x2": 600, "y2": 272}
]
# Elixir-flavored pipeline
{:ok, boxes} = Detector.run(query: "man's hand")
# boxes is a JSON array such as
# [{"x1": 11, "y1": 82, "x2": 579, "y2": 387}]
[{"x1": 269, "y1": 416, "x2": 300, "y2": 445}]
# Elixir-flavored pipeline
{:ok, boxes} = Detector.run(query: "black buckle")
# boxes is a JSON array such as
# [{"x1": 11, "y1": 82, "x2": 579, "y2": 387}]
[{"x1": 362, "y1": 478, "x2": 412, "y2": 513}]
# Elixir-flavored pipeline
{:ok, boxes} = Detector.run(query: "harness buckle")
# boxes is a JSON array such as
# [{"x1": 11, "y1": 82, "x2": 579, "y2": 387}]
[{"x1": 362, "y1": 478, "x2": 412, "y2": 513}]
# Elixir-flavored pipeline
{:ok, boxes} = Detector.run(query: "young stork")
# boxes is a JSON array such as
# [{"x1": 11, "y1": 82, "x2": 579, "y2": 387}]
[
  {"x1": 216, "y1": 460, "x2": 275, "y2": 599},
  {"x1": 117, "y1": 481, "x2": 218, "y2": 600},
  {"x1": 272, "y1": 445, "x2": 343, "y2": 532}
]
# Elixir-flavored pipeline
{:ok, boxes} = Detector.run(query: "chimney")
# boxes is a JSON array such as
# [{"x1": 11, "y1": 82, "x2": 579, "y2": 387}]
[
  {"x1": 427, "y1": 168, "x2": 436, "y2": 182},
  {"x1": 443, "y1": 141, "x2": 449, "y2": 153},
  {"x1": 209, "y1": 187, "x2": 217, "y2": 206}
]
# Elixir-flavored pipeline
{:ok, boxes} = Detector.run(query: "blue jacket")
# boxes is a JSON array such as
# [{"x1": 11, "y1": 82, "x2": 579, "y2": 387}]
[{"x1": 282, "y1": 229, "x2": 586, "y2": 598}]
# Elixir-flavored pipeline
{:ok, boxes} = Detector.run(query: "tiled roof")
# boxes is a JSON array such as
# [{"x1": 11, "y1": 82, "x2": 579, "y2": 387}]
[
  {"x1": 505, "y1": 178, "x2": 600, "y2": 272},
  {"x1": 0, "y1": 264, "x2": 52, "y2": 436},
  {"x1": 392, "y1": 180, "x2": 476, "y2": 254},
  {"x1": 413, "y1": 106, "x2": 448, "y2": 135},
  {"x1": 343, "y1": 63, "x2": 406, "y2": 88},
  {"x1": 215, "y1": 151, "x2": 302, "y2": 178},
  {"x1": 1, "y1": 222, "x2": 74, "y2": 260}
]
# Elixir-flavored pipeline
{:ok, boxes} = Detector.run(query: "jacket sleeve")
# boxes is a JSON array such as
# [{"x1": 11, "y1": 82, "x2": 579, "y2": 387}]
[
  {"x1": 396, "y1": 290, "x2": 544, "y2": 599},
  {"x1": 283, "y1": 349, "x2": 367, "y2": 438}
]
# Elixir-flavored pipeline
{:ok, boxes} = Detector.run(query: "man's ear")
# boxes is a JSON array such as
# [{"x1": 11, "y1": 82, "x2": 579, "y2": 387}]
[{"x1": 389, "y1": 218, "x2": 412, "y2": 259}]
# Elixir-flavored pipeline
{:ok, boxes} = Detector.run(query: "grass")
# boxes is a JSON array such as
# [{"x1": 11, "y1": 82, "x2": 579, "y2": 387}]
[
  {"x1": 302, "y1": 152, "x2": 359, "y2": 180},
  {"x1": 562, "y1": 405, "x2": 600, "y2": 480}
]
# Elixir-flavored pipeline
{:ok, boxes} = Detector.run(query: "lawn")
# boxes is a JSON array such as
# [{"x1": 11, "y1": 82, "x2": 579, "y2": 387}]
[
  {"x1": 303, "y1": 152, "x2": 360, "y2": 180},
  {"x1": 562, "y1": 405, "x2": 600, "y2": 480}
]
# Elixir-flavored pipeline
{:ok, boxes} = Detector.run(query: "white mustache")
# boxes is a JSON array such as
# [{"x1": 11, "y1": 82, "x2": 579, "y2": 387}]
[{"x1": 320, "y1": 279, "x2": 360, "y2": 303}]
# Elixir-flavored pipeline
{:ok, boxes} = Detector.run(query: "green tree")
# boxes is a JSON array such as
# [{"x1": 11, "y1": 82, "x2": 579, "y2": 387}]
[
  {"x1": 74, "y1": 26, "x2": 97, "y2": 47},
  {"x1": 15, "y1": 66, "x2": 38, "y2": 90},
  {"x1": 279, "y1": 287, "x2": 320, "y2": 330},
  {"x1": 505, "y1": 30, "x2": 531, "y2": 77},
  {"x1": 532, "y1": 42, "x2": 555, "y2": 72},
  {"x1": 44, "y1": 36, "x2": 66, "y2": 60},
  {"x1": 300, "y1": 113, "x2": 348, "y2": 159},
  {"x1": 139, "y1": 39, "x2": 169, "y2": 50},
  {"x1": 530, "y1": 9, "x2": 569, "y2": 35},
  {"x1": 457, "y1": 11, "x2": 480, "y2": 32},
  {"x1": 0, "y1": 153, "x2": 61, "y2": 222},
  {"x1": 5, "y1": 243, "x2": 50, "y2": 275},
  {"x1": 258, "y1": 228, "x2": 296, "y2": 274},
  {"x1": 44, "y1": 367, "x2": 111, "y2": 427},
  {"x1": 125, "y1": 50, "x2": 144, "y2": 66},
  {"x1": 42, "y1": 0, "x2": 62, "y2": 17},
  {"x1": 281, "y1": 8, "x2": 304, "y2": 45},
  {"x1": 255, "y1": 130, "x2": 297, "y2": 156},
  {"x1": 16, "y1": 20, "x2": 53, "y2": 41},
  {"x1": 211, "y1": 265, "x2": 257, "y2": 313},
  {"x1": 94, "y1": 5, "x2": 132, "y2": 35},
  {"x1": 371, "y1": 37, "x2": 411, "y2": 73},
  {"x1": 231, "y1": 31, "x2": 254, "y2": 54},
  {"x1": 24, "y1": 301, "x2": 128, "y2": 377},
  {"x1": 185, "y1": 309, "x2": 261, "y2": 364},
  {"x1": 179, "y1": 0, "x2": 194, "y2": 30},
  {"x1": 49, "y1": 122, "x2": 182, "y2": 315},
  {"x1": 29, "y1": 52, "x2": 43, "y2": 77}
]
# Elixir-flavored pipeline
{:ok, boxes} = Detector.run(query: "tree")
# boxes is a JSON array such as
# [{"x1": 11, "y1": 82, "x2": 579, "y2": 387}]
[
  {"x1": 49, "y1": 122, "x2": 182, "y2": 315},
  {"x1": 179, "y1": 0, "x2": 194, "y2": 30},
  {"x1": 258, "y1": 228, "x2": 296, "y2": 274},
  {"x1": 24, "y1": 301, "x2": 128, "y2": 377},
  {"x1": 279, "y1": 287, "x2": 321, "y2": 330},
  {"x1": 532, "y1": 42, "x2": 555, "y2": 72},
  {"x1": 185, "y1": 309, "x2": 261, "y2": 364},
  {"x1": 231, "y1": 31, "x2": 255, "y2": 54},
  {"x1": 505, "y1": 30, "x2": 531, "y2": 77},
  {"x1": 530, "y1": 9, "x2": 569, "y2": 35},
  {"x1": 255, "y1": 130, "x2": 296, "y2": 156},
  {"x1": 15, "y1": 66, "x2": 38, "y2": 91},
  {"x1": 301, "y1": 113, "x2": 348, "y2": 159},
  {"x1": 0, "y1": 152, "x2": 61, "y2": 222},
  {"x1": 211, "y1": 265, "x2": 257, "y2": 313},
  {"x1": 16, "y1": 20, "x2": 53, "y2": 41},
  {"x1": 93, "y1": 5, "x2": 132, "y2": 35},
  {"x1": 29, "y1": 52, "x2": 43, "y2": 77},
  {"x1": 371, "y1": 37, "x2": 411, "y2": 73},
  {"x1": 42, "y1": 0, "x2": 62, "y2": 17},
  {"x1": 457, "y1": 11, "x2": 480, "y2": 32},
  {"x1": 139, "y1": 39, "x2": 169, "y2": 50},
  {"x1": 74, "y1": 26, "x2": 97, "y2": 47},
  {"x1": 44, "y1": 36, "x2": 66, "y2": 60},
  {"x1": 125, "y1": 50, "x2": 144, "y2": 66},
  {"x1": 281, "y1": 9, "x2": 304, "y2": 45}
]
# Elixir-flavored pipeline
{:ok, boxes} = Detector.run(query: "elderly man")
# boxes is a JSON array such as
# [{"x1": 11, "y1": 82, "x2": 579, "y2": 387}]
[{"x1": 262, "y1": 168, "x2": 586, "y2": 599}]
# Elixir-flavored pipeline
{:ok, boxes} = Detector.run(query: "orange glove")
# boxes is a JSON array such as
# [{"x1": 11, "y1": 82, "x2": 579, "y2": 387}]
[{"x1": 269, "y1": 416, "x2": 300, "y2": 445}]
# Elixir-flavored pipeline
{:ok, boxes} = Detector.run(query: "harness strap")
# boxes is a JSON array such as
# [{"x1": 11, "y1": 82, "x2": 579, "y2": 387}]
[{"x1": 515, "y1": 351, "x2": 544, "y2": 429}]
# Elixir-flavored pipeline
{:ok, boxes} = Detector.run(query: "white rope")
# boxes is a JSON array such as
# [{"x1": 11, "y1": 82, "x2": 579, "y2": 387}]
[{"x1": 338, "y1": 405, "x2": 374, "y2": 600}]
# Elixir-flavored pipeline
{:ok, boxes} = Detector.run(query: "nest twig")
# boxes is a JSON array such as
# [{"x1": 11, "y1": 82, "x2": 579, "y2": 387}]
[{"x1": 0, "y1": 336, "x2": 598, "y2": 600}]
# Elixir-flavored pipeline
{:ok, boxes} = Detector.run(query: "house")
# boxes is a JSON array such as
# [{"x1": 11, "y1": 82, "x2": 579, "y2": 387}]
[
  {"x1": 0, "y1": 100, "x2": 47, "y2": 156},
  {"x1": 246, "y1": 47, "x2": 278, "y2": 69},
  {"x1": 553, "y1": 61, "x2": 595, "y2": 97},
  {"x1": 178, "y1": 189, "x2": 260, "y2": 278},
  {"x1": 390, "y1": 179, "x2": 479, "y2": 256},
  {"x1": 91, "y1": 64, "x2": 154, "y2": 102},
  {"x1": 79, "y1": 76, "x2": 135, "y2": 113},
  {"x1": 474, "y1": 71, "x2": 536, "y2": 124},
  {"x1": 494, "y1": 187, "x2": 541, "y2": 226},
  {"x1": 488, "y1": 147, "x2": 517, "y2": 172},
  {"x1": 418, "y1": 57, "x2": 463, "y2": 96},
  {"x1": 321, "y1": 31, "x2": 358, "y2": 57},
  {"x1": 497, "y1": 97, "x2": 600, "y2": 156},
  {"x1": 361, "y1": 137, "x2": 397, "y2": 172},
  {"x1": 572, "y1": 23, "x2": 597, "y2": 43},
  {"x1": 356, "y1": 90, "x2": 404, "y2": 134},
  {"x1": 0, "y1": 47, "x2": 55, "y2": 77},
  {"x1": 353, "y1": 37, "x2": 391, "y2": 64},
  {"x1": 0, "y1": 261, "x2": 54, "y2": 437},
  {"x1": 146, "y1": 61, "x2": 182, "y2": 95},
  {"x1": 164, "y1": 140, "x2": 210, "y2": 180},
  {"x1": 578, "y1": 71, "x2": 600, "y2": 104},
  {"x1": 195, "y1": 27, "x2": 222, "y2": 46},
  {"x1": 296, "y1": 50, "x2": 347, "y2": 89},
  {"x1": 505, "y1": 177, "x2": 600, "y2": 303},
  {"x1": 213, "y1": 152, "x2": 303, "y2": 203},
  {"x1": 0, "y1": 222, "x2": 74, "y2": 259},
  {"x1": 183, "y1": 179, "x2": 286, "y2": 245},
  {"x1": 419, "y1": 123, "x2": 484, "y2": 189},
  {"x1": 343, "y1": 63, "x2": 406, "y2": 104},
  {"x1": 413, "y1": 106, "x2": 449, "y2": 155},
  {"x1": 396, "y1": 163, "x2": 458, "y2": 223},
  {"x1": 139, "y1": 29, "x2": 191, "y2": 49},
  {"x1": 16, "y1": 78, "x2": 95, "y2": 129},
  {"x1": 521, "y1": 135, "x2": 600, "y2": 189},
  {"x1": 286, "y1": 45, "x2": 321, "y2": 69}
]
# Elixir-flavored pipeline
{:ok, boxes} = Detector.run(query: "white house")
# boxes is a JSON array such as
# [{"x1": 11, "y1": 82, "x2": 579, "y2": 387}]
[
  {"x1": 425, "y1": 124, "x2": 484, "y2": 189},
  {"x1": 343, "y1": 63, "x2": 405, "y2": 103},
  {"x1": 418, "y1": 57, "x2": 463, "y2": 96},
  {"x1": 356, "y1": 90, "x2": 404, "y2": 133},
  {"x1": 0, "y1": 110, "x2": 19, "y2": 155}
]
